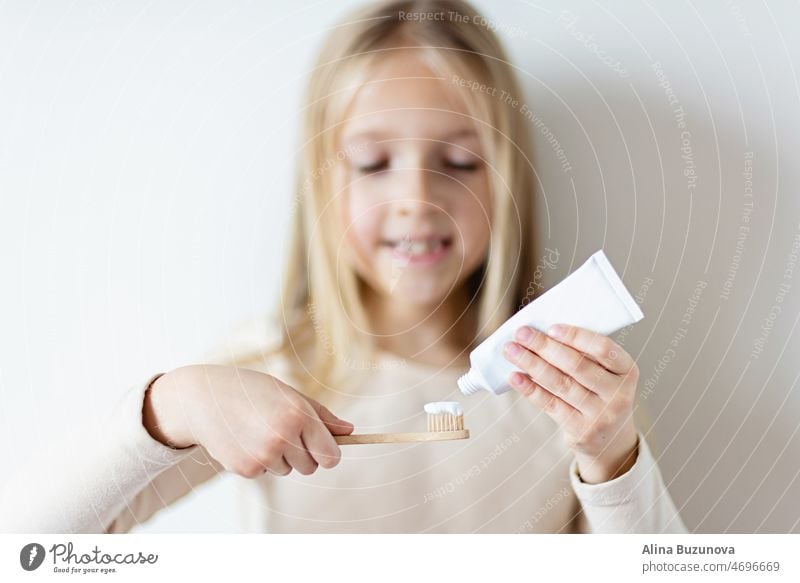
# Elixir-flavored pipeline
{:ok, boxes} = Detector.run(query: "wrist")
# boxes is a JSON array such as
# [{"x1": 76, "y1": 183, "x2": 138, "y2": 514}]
[
  {"x1": 574, "y1": 428, "x2": 639, "y2": 484},
  {"x1": 143, "y1": 368, "x2": 197, "y2": 450}
]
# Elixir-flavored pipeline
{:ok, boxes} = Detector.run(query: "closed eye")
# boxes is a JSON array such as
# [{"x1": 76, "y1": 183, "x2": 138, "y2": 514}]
[
  {"x1": 444, "y1": 160, "x2": 479, "y2": 171},
  {"x1": 356, "y1": 160, "x2": 388, "y2": 173}
]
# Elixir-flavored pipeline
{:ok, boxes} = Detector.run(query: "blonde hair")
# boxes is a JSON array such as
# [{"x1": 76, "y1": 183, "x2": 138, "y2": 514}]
[{"x1": 249, "y1": 0, "x2": 539, "y2": 396}]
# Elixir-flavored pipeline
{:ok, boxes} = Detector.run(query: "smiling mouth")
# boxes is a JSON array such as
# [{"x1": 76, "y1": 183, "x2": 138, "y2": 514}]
[{"x1": 380, "y1": 236, "x2": 453, "y2": 257}]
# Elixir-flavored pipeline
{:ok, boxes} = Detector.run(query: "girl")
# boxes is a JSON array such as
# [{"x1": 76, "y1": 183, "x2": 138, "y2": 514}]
[{"x1": 1, "y1": 0, "x2": 686, "y2": 533}]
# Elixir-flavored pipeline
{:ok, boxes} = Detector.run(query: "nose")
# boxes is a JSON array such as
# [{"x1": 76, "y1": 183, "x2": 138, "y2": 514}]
[{"x1": 395, "y1": 166, "x2": 437, "y2": 217}]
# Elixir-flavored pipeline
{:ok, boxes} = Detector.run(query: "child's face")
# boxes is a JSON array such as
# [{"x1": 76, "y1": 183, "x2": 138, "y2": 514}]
[{"x1": 338, "y1": 54, "x2": 492, "y2": 308}]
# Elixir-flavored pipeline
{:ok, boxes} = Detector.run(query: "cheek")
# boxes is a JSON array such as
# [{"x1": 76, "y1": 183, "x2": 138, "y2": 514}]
[
  {"x1": 452, "y1": 191, "x2": 492, "y2": 261},
  {"x1": 343, "y1": 190, "x2": 384, "y2": 258}
]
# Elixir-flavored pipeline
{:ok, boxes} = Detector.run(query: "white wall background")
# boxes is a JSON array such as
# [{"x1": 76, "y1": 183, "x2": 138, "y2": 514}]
[{"x1": 1, "y1": 0, "x2": 798, "y2": 533}]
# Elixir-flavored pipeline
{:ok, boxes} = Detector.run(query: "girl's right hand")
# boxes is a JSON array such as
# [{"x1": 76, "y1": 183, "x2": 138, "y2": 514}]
[{"x1": 143, "y1": 364, "x2": 354, "y2": 478}]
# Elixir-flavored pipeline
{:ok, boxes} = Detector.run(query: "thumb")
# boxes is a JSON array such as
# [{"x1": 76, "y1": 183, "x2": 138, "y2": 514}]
[{"x1": 306, "y1": 399, "x2": 354, "y2": 435}]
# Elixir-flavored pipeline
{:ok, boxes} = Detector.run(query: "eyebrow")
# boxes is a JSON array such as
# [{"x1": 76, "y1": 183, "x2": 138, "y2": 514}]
[{"x1": 341, "y1": 128, "x2": 479, "y2": 143}]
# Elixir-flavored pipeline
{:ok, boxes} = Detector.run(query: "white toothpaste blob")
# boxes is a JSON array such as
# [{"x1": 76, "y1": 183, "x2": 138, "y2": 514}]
[
  {"x1": 458, "y1": 249, "x2": 645, "y2": 396},
  {"x1": 424, "y1": 401, "x2": 464, "y2": 416}
]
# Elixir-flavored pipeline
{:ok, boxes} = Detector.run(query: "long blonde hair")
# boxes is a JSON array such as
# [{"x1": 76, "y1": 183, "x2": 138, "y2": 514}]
[{"x1": 249, "y1": 0, "x2": 538, "y2": 396}]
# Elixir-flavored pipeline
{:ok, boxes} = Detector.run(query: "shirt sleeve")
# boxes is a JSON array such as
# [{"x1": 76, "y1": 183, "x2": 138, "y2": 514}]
[
  {"x1": 0, "y1": 372, "x2": 224, "y2": 534},
  {"x1": 569, "y1": 432, "x2": 688, "y2": 533}
]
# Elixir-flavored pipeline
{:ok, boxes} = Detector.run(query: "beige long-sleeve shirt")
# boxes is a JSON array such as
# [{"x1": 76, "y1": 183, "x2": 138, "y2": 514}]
[{"x1": 0, "y1": 314, "x2": 687, "y2": 534}]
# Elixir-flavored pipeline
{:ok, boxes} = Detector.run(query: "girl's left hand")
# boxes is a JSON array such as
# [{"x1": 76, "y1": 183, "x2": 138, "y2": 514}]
[{"x1": 503, "y1": 323, "x2": 640, "y2": 484}]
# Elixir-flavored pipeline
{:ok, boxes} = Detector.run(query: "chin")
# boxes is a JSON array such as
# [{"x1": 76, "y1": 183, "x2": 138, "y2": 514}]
[{"x1": 382, "y1": 279, "x2": 453, "y2": 307}]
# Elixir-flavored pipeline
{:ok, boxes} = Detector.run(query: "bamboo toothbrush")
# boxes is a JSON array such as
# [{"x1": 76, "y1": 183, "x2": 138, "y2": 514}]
[{"x1": 334, "y1": 401, "x2": 469, "y2": 445}]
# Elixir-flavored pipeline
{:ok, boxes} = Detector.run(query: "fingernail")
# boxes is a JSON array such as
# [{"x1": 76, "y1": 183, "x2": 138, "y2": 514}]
[
  {"x1": 548, "y1": 324, "x2": 565, "y2": 339},
  {"x1": 515, "y1": 326, "x2": 533, "y2": 342},
  {"x1": 510, "y1": 372, "x2": 525, "y2": 386},
  {"x1": 504, "y1": 342, "x2": 521, "y2": 356}
]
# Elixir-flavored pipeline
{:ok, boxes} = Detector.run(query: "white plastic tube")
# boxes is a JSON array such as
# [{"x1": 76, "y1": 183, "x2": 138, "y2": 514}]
[{"x1": 458, "y1": 249, "x2": 644, "y2": 396}]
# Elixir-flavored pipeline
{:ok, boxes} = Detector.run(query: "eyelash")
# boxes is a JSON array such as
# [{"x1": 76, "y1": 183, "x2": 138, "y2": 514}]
[
  {"x1": 356, "y1": 160, "x2": 479, "y2": 174},
  {"x1": 357, "y1": 160, "x2": 388, "y2": 173},
  {"x1": 444, "y1": 161, "x2": 479, "y2": 172}
]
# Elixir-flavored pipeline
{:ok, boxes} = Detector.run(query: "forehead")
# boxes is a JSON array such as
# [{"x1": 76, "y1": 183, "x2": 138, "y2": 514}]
[{"x1": 339, "y1": 52, "x2": 478, "y2": 144}]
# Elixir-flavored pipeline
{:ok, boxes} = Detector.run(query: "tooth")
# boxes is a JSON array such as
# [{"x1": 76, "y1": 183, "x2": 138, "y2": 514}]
[
  {"x1": 409, "y1": 241, "x2": 428, "y2": 255},
  {"x1": 392, "y1": 238, "x2": 447, "y2": 256}
]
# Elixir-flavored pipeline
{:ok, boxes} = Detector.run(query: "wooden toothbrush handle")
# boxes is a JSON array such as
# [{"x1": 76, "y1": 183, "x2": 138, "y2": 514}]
[{"x1": 335, "y1": 430, "x2": 469, "y2": 445}]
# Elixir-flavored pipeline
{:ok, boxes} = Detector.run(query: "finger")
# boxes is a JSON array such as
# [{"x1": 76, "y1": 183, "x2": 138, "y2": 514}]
[
  {"x1": 282, "y1": 437, "x2": 319, "y2": 475},
  {"x1": 295, "y1": 396, "x2": 351, "y2": 468},
  {"x1": 263, "y1": 455, "x2": 291, "y2": 476},
  {"x1": 512, "y1": 326, "x2": 614, "y2": 396},
  {"x1": 509, "y1": 371, "x2": 582, "y2": 430},
  {"x1": 313, "y1": 402, "x2": 355, "y2": 436},
  {"x1": 546, "y1": 324, "x2": 635, "y2": 375},
  {"x1": 503, "y1": 342, "x2": 601, "y2": 414},
  {"x1": 300, "y1": 418, "x2": 344, "y2": 469}
]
